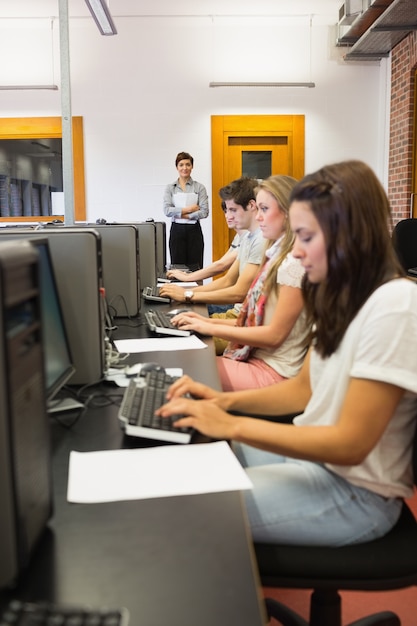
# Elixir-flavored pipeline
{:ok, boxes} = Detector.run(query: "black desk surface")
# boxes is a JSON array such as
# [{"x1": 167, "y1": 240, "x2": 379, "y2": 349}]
[
  {"x1": 111, "y1": 301, "x2": 221, "y2": 389},
  {"x1": 1, "y1": 302, "x2": 266, "y2": 626}
]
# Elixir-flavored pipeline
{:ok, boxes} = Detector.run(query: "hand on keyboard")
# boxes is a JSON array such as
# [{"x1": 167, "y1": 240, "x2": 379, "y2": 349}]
[{"x1": 118, "y1": 369, "x2": 193, "y2": 444}]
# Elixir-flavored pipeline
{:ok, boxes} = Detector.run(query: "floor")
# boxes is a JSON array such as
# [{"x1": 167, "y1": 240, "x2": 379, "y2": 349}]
[{"x1": 261, "y1": 490, "x2": 417, "y2": 625}]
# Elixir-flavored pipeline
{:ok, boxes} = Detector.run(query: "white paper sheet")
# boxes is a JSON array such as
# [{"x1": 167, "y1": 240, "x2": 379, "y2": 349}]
[
  {"x1": 67, "y1": 441, "x2": 253, "y2": 503},
  {"x1": 173, "y1": 192, "x2": 198, "y2": 208},
  {"x1": 114, "y1": 335, "x2": 207, "y2": 353}
]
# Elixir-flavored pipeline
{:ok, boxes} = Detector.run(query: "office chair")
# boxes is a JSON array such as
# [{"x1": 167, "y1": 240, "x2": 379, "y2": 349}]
[
  {"x1": 392, "y1": 218, "x2": 417, "y2": 273},
  {"x1": 254, "y1": 422, "x2": 417, "y2": 626}
]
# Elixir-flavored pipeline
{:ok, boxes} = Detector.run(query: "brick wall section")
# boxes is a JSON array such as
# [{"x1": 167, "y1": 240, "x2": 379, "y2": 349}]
[{"x1": 389, "y1": 31, "x2": 417, "y2": 224}]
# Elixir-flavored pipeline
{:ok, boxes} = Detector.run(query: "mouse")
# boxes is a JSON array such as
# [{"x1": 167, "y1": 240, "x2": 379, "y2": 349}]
[
  {"x1": 96, "y1": 218, "x2": 107, "y2": 225},
  {"x1": 125, "y1": 362, "x2": 164, "y2": 377},
  {"x1": 168, "y1": 308, "x2": 190, "y2": 316}
]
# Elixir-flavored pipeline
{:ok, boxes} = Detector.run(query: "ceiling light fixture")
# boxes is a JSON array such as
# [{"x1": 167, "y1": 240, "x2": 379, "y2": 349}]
[
  {"x1": 209, "y1": 82, "x2": 315, "y2": 88},
  {"x1": 0, "y1": 85, "x2": 58, "y2": 90},
  {"x1": 84, "y1": 0, "x2": 117, "y2": 36}
]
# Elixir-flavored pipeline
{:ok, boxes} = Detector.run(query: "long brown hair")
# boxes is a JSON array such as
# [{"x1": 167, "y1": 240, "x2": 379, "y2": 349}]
[{"x1": 289, "y1": 160, "x2": 405, "y2": 357}]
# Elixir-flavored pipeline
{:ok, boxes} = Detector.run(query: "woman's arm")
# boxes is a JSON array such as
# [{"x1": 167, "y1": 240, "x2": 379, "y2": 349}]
[
  {"x1": 167, "y1": 349, "x2": 313, "y2": 416},
  {"x1": 174, "y1": 284, "x2": 304, "y2": 347},
  {"x1": 163, "y1": 184, "x2": 180, "y2": 219},
  {"x1": 187, "y1": 183, "x2": 209, "y2": 220},
  {"x1": 159, "y1": 374, "x2": 405, "y2": 466},
  {"x1": 171, "y1": 311, "x2": 236, "y2": 334}
]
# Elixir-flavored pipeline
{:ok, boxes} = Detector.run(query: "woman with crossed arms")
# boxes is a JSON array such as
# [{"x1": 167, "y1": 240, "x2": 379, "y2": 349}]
[
  {"x1": 171, "y1": 174, "x2": 310, "y2": 391},
  {"x1": 158, "y1": 160, "x2": 417, "y2": 546}
]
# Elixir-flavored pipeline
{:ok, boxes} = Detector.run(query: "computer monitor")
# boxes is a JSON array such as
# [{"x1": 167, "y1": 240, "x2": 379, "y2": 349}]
[
  {"x1": 0, "y1": 228, "x2": 105, "y2": 386},
  {"x1": 78, "y1": 224, "x2": 140, "y2": 317},
  {"x1": 0, "y1": 239, "x2": 53, "y2": 588},
  {"x1": 107, "y1": 221, "x2": 158, "y2": 288},
  {"x1": 29, "y1": 239, "x2": 76, "y2": 409}
]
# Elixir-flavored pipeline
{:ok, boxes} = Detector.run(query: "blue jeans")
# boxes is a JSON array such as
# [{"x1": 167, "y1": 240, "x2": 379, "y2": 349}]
[
  {"x1": 233, "y1": 442, "x2": 403, "y2": 546},
  {"x1": 207, "y1": 304, "x2": 233, "y2": 315}
]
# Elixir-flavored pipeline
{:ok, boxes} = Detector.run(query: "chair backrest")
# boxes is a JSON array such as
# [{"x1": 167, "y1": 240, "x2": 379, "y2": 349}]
[
  {"x1": 392, "y1": 218, "x2": 417, "y2": 271},
  {"x1": 411, "y1": 412, "x2": 417, "y2": 489}
]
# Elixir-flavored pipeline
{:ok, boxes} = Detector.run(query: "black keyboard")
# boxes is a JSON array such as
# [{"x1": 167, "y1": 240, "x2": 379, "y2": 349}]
[
  {"x1": 0, "y1": 600, "x2": 129, "y2": 626},
  {"x1": 142, "y1": 285, "x2": 170, "y2": 303},
  {"x1": 118, "y1": 369, "x2": 192, "y2": 444},
  {"x1": 159, "y1": 265, "x2": 191, "y2": 282},
  {"x1": 145, "y1": 309, "x2": 190, "y2": 337}
]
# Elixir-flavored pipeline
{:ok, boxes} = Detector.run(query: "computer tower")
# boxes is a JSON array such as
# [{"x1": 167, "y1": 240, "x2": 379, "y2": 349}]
[{"x1": 0, "y1": 240, "x2": 53, "y2": 588}]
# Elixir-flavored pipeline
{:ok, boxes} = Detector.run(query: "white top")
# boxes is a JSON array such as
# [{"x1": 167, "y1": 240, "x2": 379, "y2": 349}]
[
  {"x1": 254, "y1": 240, "x2": 309, "y2": 377},
  {"x1": 294, "y1": 278, "x2": 417, "y2": 499}
]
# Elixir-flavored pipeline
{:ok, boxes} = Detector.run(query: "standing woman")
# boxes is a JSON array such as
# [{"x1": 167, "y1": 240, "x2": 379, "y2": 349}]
[{"x1": 163, "y1": 151, "x2": 209, "y2": 269}]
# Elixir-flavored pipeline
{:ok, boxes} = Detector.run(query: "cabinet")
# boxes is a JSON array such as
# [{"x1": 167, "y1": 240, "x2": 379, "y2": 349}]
[{"x1": 0, "y1": 175, "x2": 56, "y2": 218}]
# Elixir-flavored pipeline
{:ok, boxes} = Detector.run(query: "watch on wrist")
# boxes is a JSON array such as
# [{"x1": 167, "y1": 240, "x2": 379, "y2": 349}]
[{"x1": 184, "y1": 289, "x2": 194, "y2": 303}]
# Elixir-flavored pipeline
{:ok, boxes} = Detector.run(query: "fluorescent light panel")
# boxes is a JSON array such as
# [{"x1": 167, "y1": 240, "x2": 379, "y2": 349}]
[
  {"x1": 0, "y1": 85, "x2": 58, "y2": 90},
  {"x1": 209, "y1": 82, "x2": 315, "y2": 88},
  {"x1": 84, "y1": 0, "x2": 117, "y2": 36}
]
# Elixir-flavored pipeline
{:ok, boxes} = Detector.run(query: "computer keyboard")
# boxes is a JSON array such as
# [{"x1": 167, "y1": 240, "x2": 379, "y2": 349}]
[
  {"x1": 145, "y1": 309, "x2": 191, "y2": 337},
  {"x1": 0, "y1": 600, "x2": 129, "y2": 626},
  {"x1": 118, "y1": 369, "x2": 193, "y2": 444},
  {"x1": 142, "y1": 285, "x2": 170, "y2": 303}
]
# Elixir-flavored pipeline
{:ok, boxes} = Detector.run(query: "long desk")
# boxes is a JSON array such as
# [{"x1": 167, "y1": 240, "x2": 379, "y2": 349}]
[
  {"x1": 0, "y1": 301, "x2": 266, "y2": 626},
  {"x1": 112, "y1": 302, "x2": 221, "y2": 390}
]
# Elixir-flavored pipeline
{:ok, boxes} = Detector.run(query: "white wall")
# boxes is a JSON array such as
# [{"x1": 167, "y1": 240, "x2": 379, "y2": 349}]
[{"x1": 0, "y1": 0, "x2": 390, "y2": 266}]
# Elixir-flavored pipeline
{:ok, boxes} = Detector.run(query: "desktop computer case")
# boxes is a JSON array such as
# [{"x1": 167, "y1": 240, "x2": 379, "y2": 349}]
[{"x1": 0, "y1": 241, "x2": 53, "y2": 588}]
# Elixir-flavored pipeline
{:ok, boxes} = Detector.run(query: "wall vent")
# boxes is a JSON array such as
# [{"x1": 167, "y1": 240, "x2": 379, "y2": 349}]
[{"x1": 338, "y1": 0, "x2": 364, "y2": 26}]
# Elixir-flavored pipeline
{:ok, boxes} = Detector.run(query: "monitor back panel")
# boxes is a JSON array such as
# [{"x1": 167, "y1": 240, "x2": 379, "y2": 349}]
[
  {"x1": 0, "y1": 228, "x2": 105, "y2": 385},
  {"x1": 80, "y1": 224, "x2": 140, "y2": 317},
  {"x1": 108, "y1": 221, "x2": 157, "y2": 289},
  {"x1": 135, "y1": 222, "x2": 158, "y2": 287},
  {"x1": 154, "y1": 221, "x2": 167, "y2": 278}
]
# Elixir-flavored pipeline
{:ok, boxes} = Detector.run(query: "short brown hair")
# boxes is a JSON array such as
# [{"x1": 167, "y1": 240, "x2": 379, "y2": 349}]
[
  {"x1": 175, "y1": 152, "x2": 194, "y2": 167},
  {"x1": 219, "y1": 176, "x2": 258, "y2": 210}
]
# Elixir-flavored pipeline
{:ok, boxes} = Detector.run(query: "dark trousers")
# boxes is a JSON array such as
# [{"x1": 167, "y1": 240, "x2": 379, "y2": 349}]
[{"x1": 169, "y1": 222, "x2": 203, "y2": 268}]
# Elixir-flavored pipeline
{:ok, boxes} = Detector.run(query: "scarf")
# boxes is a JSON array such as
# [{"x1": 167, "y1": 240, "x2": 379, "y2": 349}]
[{"x1": 222, "y1": 254, "x2": 275, "y2": 362}]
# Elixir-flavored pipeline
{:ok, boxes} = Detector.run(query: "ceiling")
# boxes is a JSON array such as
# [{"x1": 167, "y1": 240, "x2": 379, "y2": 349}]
[{"x1": 337, "y1": 0, "x2": 417, "y2": 60}]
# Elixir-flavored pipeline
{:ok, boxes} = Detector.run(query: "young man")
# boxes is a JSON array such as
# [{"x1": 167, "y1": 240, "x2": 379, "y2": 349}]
[{"x1": 159, "y1": 177, "x2": 264, "y2": 309}]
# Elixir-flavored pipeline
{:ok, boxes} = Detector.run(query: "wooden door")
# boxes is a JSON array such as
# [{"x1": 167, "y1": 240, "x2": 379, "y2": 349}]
[
  {"x1": 211, "y1": 115, "x2": 305, "y2": 261},
  {"x1": 413, "y1": 74, "x2": 417, "y2": 217}
]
